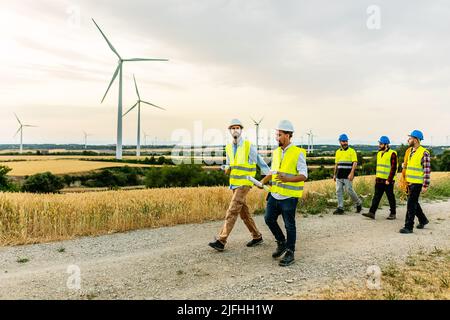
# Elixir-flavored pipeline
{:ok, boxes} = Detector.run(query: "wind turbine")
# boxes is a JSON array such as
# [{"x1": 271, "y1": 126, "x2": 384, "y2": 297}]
[
  {"x1": 143, "y1": 131, "x2": 150, "y2": 148},
  {"x1": 123, "y1": 75, "x2": 165, "y2": 157},
  {"x1": 92, "y1": 18, "x2": 168, "y2": 159},
  {"x1": 251, "y1": 116, "x2": 264, "y2": 154},
  {"x1": 83, "y1": 131, "x2": 91, "y2": 150},
  {"x1": 14, "y1": 113, "x2": 37, "y2": 154}
]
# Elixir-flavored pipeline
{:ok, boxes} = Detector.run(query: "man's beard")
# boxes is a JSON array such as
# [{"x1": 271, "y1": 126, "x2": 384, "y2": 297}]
[
  {"x1": 232, "y1": 133, "x2": 241, "y2": 139},
  {"x1": 341, "y1": 145, "x2": 348, "y2": 150}
]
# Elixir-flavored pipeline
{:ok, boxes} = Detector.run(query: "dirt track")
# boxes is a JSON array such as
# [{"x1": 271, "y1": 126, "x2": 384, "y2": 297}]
[{"x1": 0, "y1": 199, "x2": 449, "y2": 299}]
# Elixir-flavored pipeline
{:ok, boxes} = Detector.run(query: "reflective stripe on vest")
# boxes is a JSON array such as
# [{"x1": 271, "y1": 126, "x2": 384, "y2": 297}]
[
  {"x1": 376, "y1": 149, "x2": 397, "y2": 180},
  {"x1": 405, "y1": 146, "x2": 427, "y2": 184},
  {"x1": 270, "y1": 146, "x2": 306, "y2": 198},
  {"x1": 335, "y1": 148, "x2": 357, "y2": 170},
  {"x1": 226, "y1": 140, "x2": 256, "y2": 187}
]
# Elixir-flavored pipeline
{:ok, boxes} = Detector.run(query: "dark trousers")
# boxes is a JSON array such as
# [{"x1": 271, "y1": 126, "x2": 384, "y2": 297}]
[
  {"x1": 369, "y1": 182, "x2": 396, "y2": 215},
  {"x1": 404, "y1": 184, "x2": 428, "y2": 230},
  {"x1": 264, "y1": 194, "x2": 299, "y2": 252}
]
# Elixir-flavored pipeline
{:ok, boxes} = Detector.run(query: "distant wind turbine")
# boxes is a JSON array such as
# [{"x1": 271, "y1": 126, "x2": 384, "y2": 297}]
[
  {"x1": 251, "y1": 116, "x2": 264, "y2": 153},
  {"x1": 92, "y1": 18, "x2": 168, "y2": 160},
  {"x1": 123, "y1": 75, "x2": 166, "y2": 157},
  {"x1": 14, "y1": 113, "x2": 37, "y2": 154},
  {"x1": 83, "y1": 131, "x2": 92, "y2": 150}
]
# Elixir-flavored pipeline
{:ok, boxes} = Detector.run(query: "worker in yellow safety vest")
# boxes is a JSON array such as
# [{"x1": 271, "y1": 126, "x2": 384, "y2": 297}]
[
  {"x1": 209, "y1": 119, "x2": 270, "y2": 251},
  {"x1": 399, "y1": 130, "x2": 431, "y2": 234},
  {"x1": 333, "y1": 134, "x2": 362, "y2": 215},
  {"x1": 362, "y1": 136, "x2": 398, "y2": 220},
  {"x1": 260, "y1": 120, "x2": 308, "y2": 267}
]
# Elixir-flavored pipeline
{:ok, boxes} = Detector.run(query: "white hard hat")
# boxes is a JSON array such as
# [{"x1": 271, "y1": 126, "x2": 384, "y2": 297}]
[
  {"x1": 276, "y1": 120, "x2": 294, "y2": 132},
  {"x1": 228, "y1": 118, "x2": 243, "y2": 129}
]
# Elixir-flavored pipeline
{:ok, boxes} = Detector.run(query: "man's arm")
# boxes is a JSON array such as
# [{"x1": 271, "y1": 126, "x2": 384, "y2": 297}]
[
  {"x1": 422, "y1": 151, "x2": 431, "y2": 189},
  {"x1": 387, "y1": 152, "x2": 397, "y2": 183},
  {"x1": 249, "y1": 144, "x2": 270, "y2": 175},
  {"x1": 276, "y1": 152, "x2": 308, "y2": 183},
  {"x1": 348, "y1": 150, "x2": 358, "y2": 181}
]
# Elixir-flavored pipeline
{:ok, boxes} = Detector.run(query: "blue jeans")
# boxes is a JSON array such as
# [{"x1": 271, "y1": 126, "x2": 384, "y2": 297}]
[{"x1": 264, "y1": 194, "x2": 299, "y2": 251}]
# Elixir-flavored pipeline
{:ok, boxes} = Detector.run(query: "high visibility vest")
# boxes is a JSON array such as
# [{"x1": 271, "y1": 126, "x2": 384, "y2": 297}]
[
  {"x1": 270, "y1": 146, "x2": 306, "y2": 198},
  {"x1": 405, "y1": 146, "x2": 428, "y2": 184},
  {"x1": 225, "y1": 140, "x2": 256, "y2": 187},
  {"x1": 335, "y1": 147, "x2": 357, "y2": 170},
  {"x1": 376, "y1": 149, "x2": 397, "y2": 180}
]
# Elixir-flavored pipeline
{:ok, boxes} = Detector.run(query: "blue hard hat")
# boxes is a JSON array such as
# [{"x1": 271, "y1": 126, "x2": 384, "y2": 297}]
[
  {"x1": 409, "y1": 130, "x2": 424, "y2": 141},
  {"x1": 379, "y1": 136, "x2": 390, "y2": 144},
  {"x1": 338, "y1": 134, "x2": 349, "y2": 141}
]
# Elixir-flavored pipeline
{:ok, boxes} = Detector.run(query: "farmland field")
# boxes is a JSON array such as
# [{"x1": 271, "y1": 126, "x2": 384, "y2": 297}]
[
  {"x1": 0, "y1": 159, "x2": 158, "y2": 176},
  {"x1": 0, "y1": 172, "x2": 448, "y2": 246}
]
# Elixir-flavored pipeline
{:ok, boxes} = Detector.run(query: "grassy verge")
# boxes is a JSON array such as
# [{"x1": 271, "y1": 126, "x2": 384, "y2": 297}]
[{"x1": 294, "y1": 248, "x2": 450, "y2": 300}]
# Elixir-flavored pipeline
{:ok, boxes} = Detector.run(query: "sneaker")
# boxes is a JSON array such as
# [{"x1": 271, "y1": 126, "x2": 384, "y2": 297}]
[
  {"x1": 208, "y1": 240, "x2": 225, "y2": 251},
  {"x1": 333, "y1": 208, "x2": 345, "y2": 215},
  {"x1": 386, "y1": 214, "x2": 396, "y2": 220},
  {"x1": 399, "y1": 228, "x2": 413, "y2": 234},
  {"x1": 279, "y1": 249, "x2": 295, "y2": 267},
  {"x1": 356, "y1": 205, "x2": 363, "y2": 213},
  {"x1": 246, "y1": 237, "x2": 263, "y2": 247},
  {"x1": 416, "y1": 220, "x2": 429, "y2": 229},
  {"x1": 272, "y1": 241, "x2": 287, "y2": 258},
  {"x1": 362, "y1": 212, "x2": 375, "y2": 220}
]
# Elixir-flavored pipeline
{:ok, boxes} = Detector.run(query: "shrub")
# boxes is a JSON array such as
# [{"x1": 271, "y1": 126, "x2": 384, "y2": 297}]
[{"x1": 22, "y1": 172, "x2": 64, "y2": 193}]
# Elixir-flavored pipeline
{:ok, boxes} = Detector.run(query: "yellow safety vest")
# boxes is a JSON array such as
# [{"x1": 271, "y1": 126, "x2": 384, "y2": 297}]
[
  {"x1": 376, "y1": 149, "x2": 397, "y2": 181},
  {"x1": 335, "y1": 147, "x2": 358, "y2": 170},
  {"x1": 270, "y1": 146, "x2": 306, "y2": 198},
  {"x1": 225, "y1": 140, "x2": 256, "y2": 187},
  {"x1": 405, "y1": 146, "x2": 428, "y2": 184}
]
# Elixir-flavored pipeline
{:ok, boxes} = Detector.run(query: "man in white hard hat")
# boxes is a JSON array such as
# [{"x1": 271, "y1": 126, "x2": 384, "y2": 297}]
[
  {"x1": 208, "y1": 119, "x2": 270, "y2": 251},
  {"x1": 260, "y1": 120, "x2": 308, "y2": 266}
]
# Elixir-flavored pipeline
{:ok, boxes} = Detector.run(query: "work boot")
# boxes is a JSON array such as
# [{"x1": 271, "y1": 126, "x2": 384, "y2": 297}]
[
  {"x1": 333, "y1": 208, "x2": 345, "y2": 215},
  {"x1": 246, "y1": 237, "x2": 263, "y2": 247},
  {"x1": 279, "y1": 249, "x2": 295, "y2": 267},
  {"x1": 208, "y1": 240, "x2": 225, "y2": 251},
  {"x1": 362, "y1": 212, "x2": 375, "y2": 220},
  {"x1": 272, "y1": 241, "x2": 287, "y2": 258},
  {"x1": 386, "y1": 214, "x2": 396, "y2": 220},
  {"x1": 416, "y1": 219, "x2": 429, "y2": 229},
  {"x1": 356, "y1": 204, "x2": 363, "y2": 213},
  {"x1": 399, "y1": 228, "x2": 413, "y2": 234}
]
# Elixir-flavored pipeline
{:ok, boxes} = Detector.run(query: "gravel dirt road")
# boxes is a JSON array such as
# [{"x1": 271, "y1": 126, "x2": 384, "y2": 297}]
[{"x1": 0, "y1": 200, "x2": 449, "y2": 299}]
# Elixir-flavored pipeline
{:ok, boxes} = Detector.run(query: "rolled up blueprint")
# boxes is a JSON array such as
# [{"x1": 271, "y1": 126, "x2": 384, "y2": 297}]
[{"x1": 247, "y1": 176, "x2": 271, "y2": 192}]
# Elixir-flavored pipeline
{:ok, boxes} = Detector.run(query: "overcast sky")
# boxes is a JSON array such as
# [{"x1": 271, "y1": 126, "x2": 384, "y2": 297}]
[{"x1": 1, "y1": 0, "x2": 449, "y2": 146}]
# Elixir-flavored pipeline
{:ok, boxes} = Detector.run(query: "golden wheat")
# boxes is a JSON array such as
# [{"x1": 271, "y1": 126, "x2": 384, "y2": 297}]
[{"x1": 0, "y1": 173, "x2": 448, "y2": 246}]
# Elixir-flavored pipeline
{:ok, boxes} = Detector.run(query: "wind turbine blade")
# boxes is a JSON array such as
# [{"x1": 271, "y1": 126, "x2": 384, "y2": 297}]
[
  {"x1": 250, "y1": 117, "x2": 257, "y2": 124},
  {"x1": 123, "y1": 102, "x2": 138, "y2": 117},
  {"x1": 101, "y1": 64, "x2": 120, "y2": 103},
  {"x1": 23, "y1": 125, "x2": 38, "y2": 127},
  {"x1": 14, "y1": 127, "x2": 21, "y2": 137},
  {"x1": 259, "y1": 116, "x2": 264, "y2": 124},
  {"x1": 123, "y1": 58, "x2": 168, "y2": 62},
  {"x1": 14, "y1": 113, "x2": 22, "y2": 125},
  {"x1": 133, "y1": 74, "x2": 140, "y2": 100},
  {"x1": 92, "y1": 18, "x2": 121, "y2": 59},
  {"x1": 141, "y1": 101, "x2": 166, "y2": 111}
]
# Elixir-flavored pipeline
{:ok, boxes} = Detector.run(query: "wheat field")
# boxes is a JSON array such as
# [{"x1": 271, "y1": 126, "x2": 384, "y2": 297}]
[
  {"x1": 0, "y1": 159, "x2": 157, "y2": 176},
  {"x1": 0, "y1": 172, "x2": 448, "y2": 246}
]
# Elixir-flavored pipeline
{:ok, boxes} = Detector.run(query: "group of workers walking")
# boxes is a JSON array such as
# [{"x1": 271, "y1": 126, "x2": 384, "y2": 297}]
[{"x1": 208, "y1": 119, "x2": 431, "y2": 267}]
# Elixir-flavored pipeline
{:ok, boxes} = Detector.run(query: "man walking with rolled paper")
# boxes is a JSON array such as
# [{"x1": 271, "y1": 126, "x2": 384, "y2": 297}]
[
  {"x1": 260, "y1": 120, "x2": 307, "y2": 267},
  {"x1": 208, "y1": 119, "x2": 270, "y2": 251}
]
